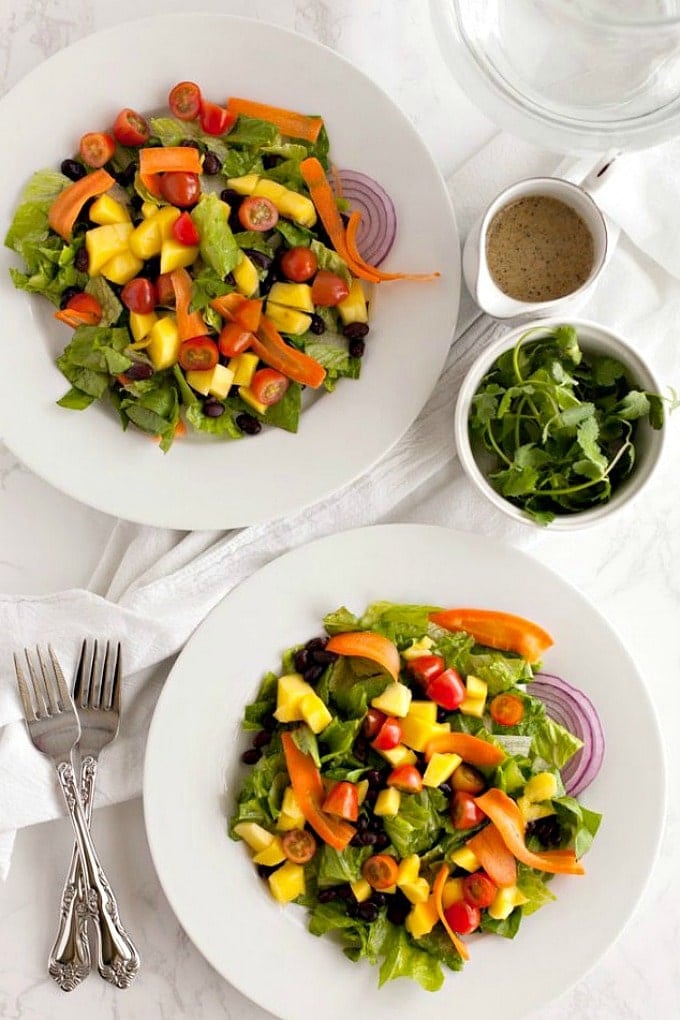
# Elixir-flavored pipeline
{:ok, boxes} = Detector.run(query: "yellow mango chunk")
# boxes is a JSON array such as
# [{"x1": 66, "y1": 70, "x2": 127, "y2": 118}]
[
  {"x1": 337, "y1": 278, "x2": 368, "y2": 326},
  {"x1": 276, "y1": 787, "x2": 306, "y2": 832},
  {"x1": 264, "y1": 301, "x2": 311, "y2": 336},
  {"x1": 524, "y1": 772, "x2": 559, "y2": 803},
  {"x1": 225, "y1": 174, "x2": 259, "y2": 195},
  {"x1": 147, "y1": 316, "x2": 181, "y2": 371},
  {"x1": 273, "y1": 674, "x2": 314, "y2": 723},
  {"x1": 442, "y1": 877, "x2": 465, "y2": 909},
  {"x1": 160, "y1": 238, "x2": 199, "y2": 275},
  {"x1": 406, "y1": 700, "x2": 438, "y2": 723},
  {"x1": 268, "y1": 861, "x2": 305, "y2": 904},
  {"x1": 85, "y1": 222, "x2": 134, "y2": 276},
  {"x1": 422, "y1": 752, "x2": 462, "y2": 788},
  {"x1": 405, "y1": 898, "x2": 439, "y2": 939},
  {"x1": 299, "y1": 692, "x2": 332, "y2": 734},
  {"x1": 100, "y1": 249, "x2": 143, "y2": 285},
  {"x1": 488, "y1": 885, "x2": 528, "y2": 921},
  {"x1": 267, "y1": 282, "x2": 314, "y2": 313},
  {"x1": 350, "y1": 879, "x2": 372, "y2": 903},
  {"x1": 253, "y1": 835, "x2": 287, "y2": 867},
  {"x1": 373, "y1": 787, "x2": 401, "y2": 817},
  {"x1": 228, "y1": 353, "x2": 259, "y2": 388},
  {"x1": 397, "y1": 855, "x2": 420, "y2": 885},
  {"x1": 232, "y1": 253, "x2": 259, "y2": 297},
  {"x1": 401, "y1": 637, "x2": 435, "y2": 661},
  {"x1": 239, "y1": 385, "x2": 268, "y2": 416},
  {"x1": 371, "y1": 682, "x2": 412, "y2": 719},
  {"x1": 378, "y1": 744, "x2": 417, "y2": 767},
  {"x1": 400, "y1": 877, "x2": 430, "y2": 904},
  {"x1": 185, "y1": 365, "x2": 233, "y2": 400},
  {"x1": 89, "y1": 193, "x2": 131, "y2": 225},
  {"x1": 233, "y1": 822, "x2": 274, "y2": 853},
  {"x1": 129, "y1": 310, "x2": 158, "y2": 342},
  {"x1": 450, "y1": 846, "x2": 480, "y2": 872}
]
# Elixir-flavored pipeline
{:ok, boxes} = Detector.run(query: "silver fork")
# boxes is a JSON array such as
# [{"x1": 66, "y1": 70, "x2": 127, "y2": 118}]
[
  {"x1": 48, "y1": 641, "x2": 132, "y2": 990},
  {"x1": 13, "y1": 646, "x2": 140, "y2": 990}
]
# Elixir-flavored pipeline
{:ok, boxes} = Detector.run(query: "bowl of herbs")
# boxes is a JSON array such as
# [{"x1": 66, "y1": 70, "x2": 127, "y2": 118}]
[{"x1": 455, "y1": 319, "x2": 672, "y2": 528}]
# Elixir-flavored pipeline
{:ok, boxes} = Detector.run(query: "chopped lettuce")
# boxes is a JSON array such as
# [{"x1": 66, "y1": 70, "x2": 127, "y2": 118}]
[
  {"x1": 383, "y1": 789, "x2": 446, "y2": 857},
  {"x1": 190, "y1": 193, "x2": 241, "y2": 278},
  {"x1": 56, "y1": 325, "x2": 132, "y2": 399},
  {"x1": 84, "y1": 277, "x2": 123, "y2": 327}
]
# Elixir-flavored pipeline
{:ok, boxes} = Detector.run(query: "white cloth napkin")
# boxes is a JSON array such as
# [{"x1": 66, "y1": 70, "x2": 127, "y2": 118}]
[{"x1": 1, "y1": 130, "x2": 678, "y2": 878}]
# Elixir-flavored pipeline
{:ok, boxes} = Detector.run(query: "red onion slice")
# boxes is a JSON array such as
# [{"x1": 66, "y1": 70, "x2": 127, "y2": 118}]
[
  {"x1": 335, "y1": 169, "x2": 397, "y2": 266},
  {"x1": 530, "y1": 673, "x2": 605, "y2": 797}
]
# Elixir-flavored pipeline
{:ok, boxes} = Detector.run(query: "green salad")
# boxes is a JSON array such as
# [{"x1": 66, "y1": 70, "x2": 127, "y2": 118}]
[{"x1": 230, "y1": 601, "x2": 601, "y2": 991}]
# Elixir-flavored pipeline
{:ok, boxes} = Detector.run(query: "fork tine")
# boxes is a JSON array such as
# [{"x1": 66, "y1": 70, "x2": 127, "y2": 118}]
[
  {"x1": 104, "y1": 642, "x2": 122, "y2": 711},
  {"x1": 37, "y1": 647, "x2": 61, "y2": 715},
  {"x1": 72, "y1": 639, "x2": 90, "y2": 706},
  {"x1": 13, "y1": 652, "x2": 37, "y2": 721},
  {"x1": 25, "y1": 649, "x2": 49, "y2": 719},
  {"x1": 95, "y1": 641, "x2": 112, "y2": 709},
  {"x1": 47, "y1": 645, "x2": 73, "y2": 712}
]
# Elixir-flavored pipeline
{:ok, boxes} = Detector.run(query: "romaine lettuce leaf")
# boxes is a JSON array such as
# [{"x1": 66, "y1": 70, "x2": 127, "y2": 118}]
[
  {"x1": 185, "y1": 403, "x2": 243, "y2": 439},
  {"x1": 516, "y1": 864, "x2": 557, "y2": 916},
  {"x1": 378, "y1": 924, "x2": 444, "y2": 991},
  {"x1": 56, "y1": 325, "x2": 132, "y2": 399},
  {"x1": 191, "y1": 193, "x2": 241, "y2": 278},
  {"x1": 310, "y1": 240, "x2": 351, "y2": 286},
  {"x1": 358, "y1": 601, "x2": 440, "y2": 647},
  {"x1": 316, "y1": 844, "x2": 372, "y2": 887},
  {"x1": 383, "y1": 789, "x2": 446, "y2": 857}
]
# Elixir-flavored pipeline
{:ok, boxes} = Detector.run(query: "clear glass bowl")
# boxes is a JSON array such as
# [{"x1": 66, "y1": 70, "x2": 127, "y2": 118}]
[{"x1": 430, "y1": 0, "x2": 680, "y2": 152}]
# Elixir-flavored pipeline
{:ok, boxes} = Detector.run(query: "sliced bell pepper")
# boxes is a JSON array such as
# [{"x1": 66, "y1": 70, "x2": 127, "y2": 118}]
[
  {"x1": 170, "y1": 267, "x2": 207, "y2": 341},
  {"x1": 423, "y1": 732, "x2": 506, "y2": 768},
  {"x1": 432, "y1": 864, "x2": 470, "y2": 961},
  {"x1": 47, "y1": 168, "x2": 116, "y2": 241},
  {"x1": 325, "y1": 631, "x2": 401, "y2": 682},
  {"x1": 210, "y1": 293, "x2": 263, "y2": 332},
  {"x1": 474, "y1": 789, "x2": 585, "y2": 875},
  {"x1": 139, "y1": 145, "x2": 202, "y2": 198},
  {"x1": 251, "y1": 314, "x2": 326, "y2": 389},
  {"x1": 281, "y1": 731, "x2": 355, "y2": 851},
  {"x1": 429, "y1": 608, "x2": 554, "y2": 665},
  {"x1": 467, "y1": 823, "x2": 518, "y2": 888},
  {"x1": 226, "y1": 97, "x2": 323, "y2": 143}
]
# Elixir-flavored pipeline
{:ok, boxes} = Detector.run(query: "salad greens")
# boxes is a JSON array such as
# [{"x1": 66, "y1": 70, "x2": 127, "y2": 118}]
[
  {"x1": 230, "y1": 600, "x2": 601, "y2": 991},
  {"x1": 468, "y1": 324, "x2": 675, "y2": 524}
]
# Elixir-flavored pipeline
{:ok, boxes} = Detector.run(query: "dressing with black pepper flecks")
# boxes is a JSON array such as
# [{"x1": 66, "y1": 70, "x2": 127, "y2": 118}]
[{"x1": 485, "y1": 195, "x2": 594, "y2": 302}]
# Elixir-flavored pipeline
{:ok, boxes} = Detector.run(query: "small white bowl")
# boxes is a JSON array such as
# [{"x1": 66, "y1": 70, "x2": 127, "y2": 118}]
[{"x1": 454, "y1": 318, "x2": 666, "y2": 530}]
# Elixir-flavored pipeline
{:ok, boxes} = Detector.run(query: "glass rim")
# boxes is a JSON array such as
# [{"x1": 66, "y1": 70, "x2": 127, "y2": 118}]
[{"x1": 551, "y1": 0, "x2": 680, "y2": 30}]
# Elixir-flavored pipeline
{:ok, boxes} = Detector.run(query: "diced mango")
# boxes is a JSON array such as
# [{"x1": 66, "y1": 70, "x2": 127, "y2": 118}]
[
  {"x1": 400, "y1": 714, "x2": 446, "y2": 753},
  {"x1": 100, "y1": 249, "x2": 144, "y2": 285},
  {"x1": 160, "y1": 238, "x2": 199, "y2": 274},
  {"x1": 422, "y1": 752, "x2": 462, "y2": 788},
  {"x1": 267, "y1": 282, "x2": 314, "y2": 313},
  {"x1": 185, "y1": 369, "x2": 213, "y2": 396},
  {"x1": 228, "y1": 353, "x2": 259, "y2": 387},
  {"x1": 89, "y1": 193, "x2": 131, "y2": 225},
  {"x1": 225, "y1": 174, "x2": 260, "y2": 195},
  {"x1": 524, "y1": 772, "x2": 559, "y2": 803},
  {"x1": 252, "y1": 835, "x2": 287, "y2": 867},
  {"x1": 299, "y1": 692, "x2": 333, "y2": 734},
  {"x1": 356, "y1": 779, "x2": 369, "y2": 806},
  {"x1": 401, "y1": 636, "x2": 435, "y2": 661},
  {"x1": 268, "y1": 861, "x2": 305, "y2": 904},
  {"x1": 141, "y1": 200, "x2": 160, "y2": 218},
  {"x1": 275, "y1": 189, "x2": 316, "y2": 227},
  {"x1": 337, "y1": 278, "x2": 368, "y2": 326},
  {"x1": 378, "y1": 744, "x2": 417, "y2": 768},
  {"x1": 517, "y1": 795, "x2": 555, "y2": 823},
  {"x1": 400, "y1": 877, "x2": 430, "y2": 904},
  {"x1": 129, "y1": 310, "x2": 158, "y2": 342},
  {"x1": 233, "y1": 821, "x2": 274, "y2": 853},
  {"x1": 277, "y1": 787, "x2": 306, "y2": 832},
  {"x1": 405, "y1": 898, "x2": 439, "y2": 939},
  {"x1": 466, "y1": 675, "x2": 488, "y2": 700},
  {"x1": 239, "y1": 386, "x2": 268, "y2": 416},
  {"x1": 265, "y1": 301, "x2": 311, "y2": 336},
  {"x1": 406, "y1": 700, "x2": 438, "y2": 723},
  {"x1": 371, "y1": 682, "x2": 412, "y2": 719},
  {"x1": 147, "y1": 315, "x2": 181, "y2": 370},
  {"x1": 459, "y1": 695, "x2": 486, "y2": 718},
  {"x1": 441, "y1": 877, "x2": 465, "y2": 909},
  {"x1": 488, "y1": 885, "x2": 528, "y2": 921},
  {"x1": 397, "y1": 855, "x2": 420, "y2": 885},
  {"x1": 253, "y1": 178, "x2": 288, "y2": 203},
  {"x1": 129, "y1": 206, "x2": 180, "y2": 259},
  {"x1": 85, "y1": 222, "x2": 134, "y2": 276},
  {"x1": 232, "y1": 253, "x2": 260, "y2": 297},
  {"x1": 350, "y1": 878, "x2": 372, "y2": 903},
  {"x1": 450, "y1": 846, "x2": 480, "y2": 872},
  {"x1": 273, "y1": 673, "x2": 315, "y2": 723},
  {"x1": 208, "y1": 364, "x2": 234, "y2": 400},
  {"x1": 373, "y1": 786, "x2": 401, "y2": 817}
]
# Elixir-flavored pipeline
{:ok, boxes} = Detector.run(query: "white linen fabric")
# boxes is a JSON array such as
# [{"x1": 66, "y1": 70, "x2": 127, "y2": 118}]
[{"x1": 1, "y1": 131, "x2": 678, "y2": 877}]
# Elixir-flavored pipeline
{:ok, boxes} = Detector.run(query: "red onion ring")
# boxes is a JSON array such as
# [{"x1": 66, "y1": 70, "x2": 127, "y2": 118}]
[
  {"x1": 335, "y1": 169, "x2": 397, "y2": 266},
  {"x1": 530, "y1": 673, "x2": 605, "y2": 797}
]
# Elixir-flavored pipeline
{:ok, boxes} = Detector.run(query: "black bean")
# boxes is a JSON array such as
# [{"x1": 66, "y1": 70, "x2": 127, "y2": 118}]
[
  {"x1": 317, "y1": 888, "x2": 338, "y2": 904},
  {"x1": 74, "y1": 247, "x2": 90, "y2": 273},
  {"x1": 262, "y1": 154, "x2": 279, "y2": 170},
  {"x1": 363, "y1": 786, "x2": 379, "y2": 806},
  {"x1": 357, "y1": 901, "x2": 379, "y2": 923},
  {"x1": 373, "y1": 832, "x2": 390, "y2": 850},
  {"x1": 235, "y1": 413, "x2": 262, "y2": 436},
  {"x1": 346, "y1": 901, "x2": 361, "y2": 919},
  {"x1": 308, "y1": 314, "x2": 326, "y2": 335},
  {"x1": 60, "y1": 158, "x2": 86, "y2": 181},
  {"x1": 59, "y1": 286, "x2": 81, "y2": 309},
  {"x1": 257, "y1": 864, "x2": 278, "y2": 879},
  {"x1": 261, "y1": 711, "x2": 277, "y2": 732},
  {"x1": 362, "y1": 832, "x2": 378, "y2": 846},
  {"x1": 129, "y1": 193, "x2": 144, "y2": 212},
  {"x1": 357, "y1": 813, "x2": 369, "y2": 832},
  {"x1": 260, "y1": 265, "x2": 285, "y2": 294},
  {"x1": 436, "y1": 708, "x2": 448, "y2": 724},
  {"x1": 203, "y1": 399, "x2": 225, "y2": 418},
  {"x1": 353, "y1": 736, "x2": 369, "y2": 764},
  {"x1": 305, "y1": 637, "x2": 327, "y2": 652},
  {"x1": 386, "y1": 891, "x2": 411, "y2": 925},
  {"x1": 115, "y1": 163, "x2": 137, "y2": 188},
  {"x1": 438, "y1": 781, "x2": 453, "y2": 798},
  {"x1": 526, "y1": 816, "x2": 563, "y2": 849},
  {"x1": 124, "y1": 362, "x2": 154, "y2": 382},
  {"x1": 253, "y1": 730, "x2": 271, "y2": 748},
  {"x1": 220, "y1": 187, "x2": 241, "y2": 205},
  {"x1": 336, "y1": 884, "x2": 354, "y2": 901},
  {"x1": 180, "y1": 139, "x2": 202, "y2": 150},
  {"x1": 343, "y1": 321, "x2": 369, "y2": 340},
  {"x1": 366, "y1": 769, "x2": 383, "y2": 789},
  {"x1": 303, "y1": 664, "x2": 325, "y2": 685},
  {"x1": 309, "y1": 648, "x2": 339, "y2": 667},
  {"x1": 240, "y1": 747, "x2": 261, "y2": 765},
  {"x1": 370, "y1": 892, "x2": 386, "y2": 908},
  {"x1": 293, "y1": 648, "x2": 310, "y2": 673},
  {"x1": 350, "y1": 832, "x2": 365, "y2": 847},
  {"x1": 348, "y1": 338, "x2": 365, "y2": 359},
  {"x1": 202, "y1": 151, "x2": 222, "y2": 175},
  {"x1": 244, "y1": 248, "x2": 272, "y2": 271}
]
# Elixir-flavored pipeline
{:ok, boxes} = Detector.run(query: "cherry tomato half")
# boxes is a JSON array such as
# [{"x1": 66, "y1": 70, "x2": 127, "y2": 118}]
[
  {"x1": 450, "y1": 763, "x2": 486, "y2": 795},
  {"x1": 362, "y1": 854, "x2": 399, "y2": 891},
  {"x1": 218, "y1": 322, "x2": 254, "y2": 358},
  {"x1": 159, "y1": 172, "x2": 201, "y2": 208},
  {"x1": 451, "y1": 791, "x2": 485, "y2": 831},
  {"x1": 199, "y1": 99, "x2": 236, "y2": 136},
  {"x1": 238, "y1": 196, "x2": 279, "y2": 232},
  {"x1": 168, "y1": 81, "x2": 202, "y2": 121},
  {"x1": 311, "y1": 270, "x2": 350, "y2": 307},
  {"x1": 172, "y1": 211, "x2": 200, "y2": 247},
  {"x1": 113, "y1": 108, "x2": 150, "y2": 147},
  {"x1": 371, "y1": 716, "x2": 402, "y2": 752},
  {"x1": 65, "y1": 292, "x2": 102, "y2": 324},
  {"x1": 280, "y1": 246, "x2": 318, "y2": 283},
  {"x1": 362, "y1": 707, "x2": 387, "y2": 741},
  {"x1": 462, "y1": 871, "x2": 497, "y2": 909},
  {"x1": 443, "y1": 900, "x2": 481, "y2": 935},
  {"x1": 78, "y1": 131, "x2": 116, "y2": 169},
  {"x1": 250, "y1": 368, "x2": 289, "y2": 407},
  {"x1": 489, "y1": 693, "x2": 525, "y2": 727},
  {"x1": 425, "y1": 668, "x2": 466, "y2": 711},
  {"x1": 322, "y1": 781, "x2": 359, "y2": 822},
  {"x1": 387, "y1": 764, "x2": 423, "y2": 794},
  {"x1": 281, "y1": 828, "x2": 317, "y2": 865},
  {"x1": 155, "y1": 272, "x2": 176, "y2": 308},
  {"x1": 121, "y1": 277, "x2": 157, "y2": 315},
  {"x1": 408, "y1": 655, "x2": 445, "y2": 686},
  {"x1": 178, "y1": 336, "x2": 219, "y2": 371}
]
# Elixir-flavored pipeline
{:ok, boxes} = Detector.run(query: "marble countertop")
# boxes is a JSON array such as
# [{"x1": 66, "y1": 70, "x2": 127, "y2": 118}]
[{"x1": 0, "y1": 2, "x2": 678, "y2": 1019}]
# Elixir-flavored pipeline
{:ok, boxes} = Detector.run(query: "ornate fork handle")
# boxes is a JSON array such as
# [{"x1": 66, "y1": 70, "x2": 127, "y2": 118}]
[
  {"x1": 55, "y1": 759, "x2": 140, "y2": 989},
  {"x1": 48, "y1": 756, "x2": 97, "y2": 990}
]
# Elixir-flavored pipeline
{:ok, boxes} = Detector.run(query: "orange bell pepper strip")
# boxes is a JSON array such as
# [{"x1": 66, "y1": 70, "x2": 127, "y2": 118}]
[
  {"x1": 210, "y1": 293, "x2": 263, "y2": 332},
  {"x1": 139, "y1": 145, "x2": 202, "y2": 198},
  {"x1": 432, "y1": 864, "x2": 470, "y2": 961},
  {"x1": 54, "y1": 306, "x2": 101, "y2": 328},
  {"x1": 226, "y1": 97, "x2": 324, "y2": 143},
  {"x1": 467, "y1": 824, "x2": 518, "y2": 888},
  {"x1": 325, "y1": 631, "x2": 401, "y2": 682},
  {"x1": 251, "y1": 314, "x2": 326, "y2": 389},
  {"x1": 48, "y1": 168, "x2": 116, "y2": 241},
  {"x1": 281, "y1": 731, "x2": 355, "y2": 851},
  {"x1": 170, "y1": 268, "x2": 207, "y2": 341},
  {"x1": 474, "y1": 789, "x2": 585, "y2": 875},
  {"x1": 344, "y1": 210, "x2": 440, "y2": 283},
  {"x1": 423, "y1": 732, "x2": 506, "y2": 768},
  {"x1": 429, "y1": 608, "x2": 554, "y2": 665}
]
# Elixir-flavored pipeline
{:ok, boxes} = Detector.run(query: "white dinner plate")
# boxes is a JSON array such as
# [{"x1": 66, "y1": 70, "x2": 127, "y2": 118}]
[
  {"x1": 0, "y1": 15, "x2": 458, "y2": 529},
  {"x1": 143, "y1": 523, "x2": 665, "y2": 1020}
]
